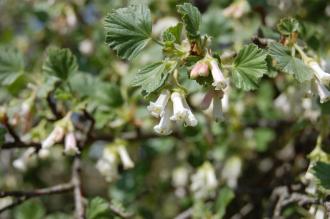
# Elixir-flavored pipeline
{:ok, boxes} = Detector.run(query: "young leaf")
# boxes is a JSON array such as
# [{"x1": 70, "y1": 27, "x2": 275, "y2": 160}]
[
  {"x1": 131, "y1": 61, "x2": 174, "y2": 95},
  {"x1": 42, "y1": 47, "x2": 78, "y2": 80},
  {"x1": 312, "y1": 161, "x2": 330, "y2": 190},
  {"x1": 277, "y1": 17, "x2": 300, "y2": 35},
  {"x1": 86, "y1": 197, "x2": 111, "y2": 219},
  {"x1": 104, "y1": 4, "x2": 152, "y2": 60},
  {"x1": 231, "y1": 44, "x2": 267, "y2": 91},
  {"x1": 214, "y1": 187, "x2": 235, "y2": 219},
  {"x1": 268, "y1": 42, "x2": 313, "y2": 82},
  {"x1": 162, "y1": 23, "x2": 183, "y2": 44},
  {"x1": 177, "y1": 3, "x2": 201, "y2": 40},
  {"x1": 0, "y1": 47, "x2": 24, "y2": 86}
]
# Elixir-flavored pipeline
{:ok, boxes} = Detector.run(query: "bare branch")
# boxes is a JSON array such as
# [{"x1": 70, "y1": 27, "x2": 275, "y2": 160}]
[{"x1": 72, "y1": 157, "x2": 85, "y2": 219}]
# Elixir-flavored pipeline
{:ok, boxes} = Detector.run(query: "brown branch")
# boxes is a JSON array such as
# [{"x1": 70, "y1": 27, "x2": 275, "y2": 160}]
[
  {"x1": 46, "y1": 92, "x2": 62, "y2": 120},
  {"x1": 2, "y1": 115, "x2": 21, "y2": 143},
  {"x1": 0, "y1": 183, "x2": 74, "y2": 214},
  {"x1": 72, "y1": 157, "x2": 85, "y2": 219},
  {"x1": 1, "y1": 141, "x2": 41, "y2": 150}
]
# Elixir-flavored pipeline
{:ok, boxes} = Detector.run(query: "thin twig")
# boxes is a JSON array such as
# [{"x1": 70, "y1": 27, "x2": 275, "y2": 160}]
[{"x1": 72, "y1": 157, "x2": 85, "y2": 219}]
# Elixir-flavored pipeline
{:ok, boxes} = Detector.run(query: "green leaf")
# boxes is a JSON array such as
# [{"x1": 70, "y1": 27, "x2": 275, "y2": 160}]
[
  {"x1": 94, "y1": 83, "x2": 124, "y2": 108},
  {"x1": 268, "y1": 42, "x2": 313, "y2": 82},
  {"x1": 42, "y1": 47, "x2": 78, "y2": 80},
  {"x1": 177, "y1": 3, "x2": 201, "y2": 40},
  {"x1": 312, "y1": 161, "x2": 330, "y2": 190},
  {"x1": 0, "y1": 47, "x2": 24, "y2": 86},
  {"x1": 104, "y1": 4, "x2": 152, "y2": 60},
  {"x1": 231, "y1": 44, "x2": 267, "y2": 91},
  {"x1": 162, "y1": 23, "x2": 183, "y2": 44},
  {"x1": 277, "y1": 17, "x2": 300, "y2": 35},
  {"x1": 14, "y1": 200, "x2": 46, "y2": 219},
  {"x1": 131, "y1": 61, "x2": 174, "y2": 95},
  {"x1": 214, "y1": 187, "x2": 235, "y2": 219},
  {"x1": 86, "y1": 197, "x2": 111, "y2": 219}
]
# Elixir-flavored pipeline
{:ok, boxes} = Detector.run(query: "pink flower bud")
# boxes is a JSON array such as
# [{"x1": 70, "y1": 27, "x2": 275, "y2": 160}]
[{"x1": 190, "y1": 61, "x2": 209, "y2": 79}]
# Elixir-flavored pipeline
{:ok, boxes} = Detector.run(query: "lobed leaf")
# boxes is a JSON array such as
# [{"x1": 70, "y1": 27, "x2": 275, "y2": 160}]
[
  {"x1": 0, "y1": 47, "x2": 24, "y2": 86},
  {"x1": 268, "y1": 42, "x2": 312, "y2": 82},
  {"x1": 177, "y1": 3, "x2": 201, "y2": 40},
  {"x1": 231, "y1": 44, "x2": 267, "y2": 91},
  {"x1": 42, "y1": 47, "x2": 78, "y2": 80},
  {"x1": 312, "y1": 161, "x2": 330, "y2": 190},
  {"x1": 104, "y1": 4, "x2": 152, "y2": 60}
]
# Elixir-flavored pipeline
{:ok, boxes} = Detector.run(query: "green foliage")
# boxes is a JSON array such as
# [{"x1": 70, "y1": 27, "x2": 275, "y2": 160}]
[
  {"x1": 42, "y1": 47, "x2": 78, "y2": 80},
  {"x1": 162, "y1": 23, "x2": 183, "y2": 44},
  {"x1": 14, "y1": 200, "x2": 45, "y2": 219},
  {"x1": 94, "y1": 83, "x2": 124, "y2": 108},
  {"x1": 177, "y1": 3, "x2": 201, "y2": 40},
  {"x1": 268, "y1": 42, "x2": 313, "y2": 82},
  {"x1": 214, "y1": 187, "x2": 235, "y2": 219},
  {"x1": 86, "y1": 197, "x2": 111, "y2": 219},
  {"x1": 231, "y1": 44, "x2": 267, "y2": 90},
  {"x1": 312, "y1": 161, "x2": 330, "y2": 190},
  {"x1": 0, "y1": 47, "x2": 24, "y2": 86},
  {"x1": 277, "y1": 17, "x2": 300, "y2": 35},
  {"x1": 104, "y1": 4, "x2": 152, "y2": 60},
  {"x1": 131, "y1": 61, "x2": 175, "y2": 95}
]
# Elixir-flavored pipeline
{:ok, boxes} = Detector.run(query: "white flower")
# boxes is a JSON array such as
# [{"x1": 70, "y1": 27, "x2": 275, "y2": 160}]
[
  {"x1": 190, "y1": 162, "x2": 217, "y2": 199},
  {"x1": 182, "y1": 97, "x2": 198, "y2": 127},
  {"x1": 170, "y1": 92, "x2": 189, "y2": 121},
  {"x1": 315, "y1": 80, "x2": 330, "y2": 103},
  {"x1": 154, "y1": 103, "x2": 173, "y2": 135},
  {"x1": 117, "y1": 145, "x2": 134, "y2": 169},
  {"x1": 42, "y1": 126, "x2": 65, "y2": 149},
  {"x1": 38, "y1": 148, "x2": 50, "y2": 159},
  {"x1": 96, "y1": 147, "x2": 119, "y2": 182},
  {"x1": 64, "y1": 132, "x2": 79, "y2": 155},
  {"x1": 210, "y1": 59, "x2": 227, "y2": 90},
  {"x1": 13, "y1": 148, "x2": 36, "y2": 172},
  {"x1": 212, "y1": 93, "x2": 224, "y2": 122},
  {"x1": 147, "y1": 89, "x2": 170, "y2": 118},
  {"x1": 172, "y1": 166, "x2": 190, "y2": 188},
  {"x1": 221, "y1": 156, "x2": 242, "y2": 188},
  {"x1": 200, "y1": 90, "x2": 214, "y2": 110},
  {"x1": 309, "y1": 61, "x2": 330, "y2": 85}
]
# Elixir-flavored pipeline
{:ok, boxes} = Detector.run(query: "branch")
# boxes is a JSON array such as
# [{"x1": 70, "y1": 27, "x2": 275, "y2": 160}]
[
  {"x1": 2, "y1": 115, "x2": 21, "y2": 143},
  {"x1": 72, "y1": 157, "x2": 85, "y2": 219},
  {"x1": 1, "y1": 141, "x2": 41, "y2": 150},
  {"x1": 46, "y1": 92, "x2": 62, "y2": 120},
  {"x1": 0, "y1": 183, "x2": 73, "y2": 214}
]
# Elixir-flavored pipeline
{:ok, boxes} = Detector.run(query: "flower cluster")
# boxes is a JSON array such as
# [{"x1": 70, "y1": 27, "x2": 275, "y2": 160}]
[
  {"x1": 148, "y1": 90, "x2": 197, "y2": 135},
  {"x1": 96, "y1": 140, "x2": 134, "y2": 182},
  {"x1": 39, "y1": 113, "x2": 79, "y2": 157},
  {"x1": 307, "y1": 61, "x2": 330, "y2": 103}
]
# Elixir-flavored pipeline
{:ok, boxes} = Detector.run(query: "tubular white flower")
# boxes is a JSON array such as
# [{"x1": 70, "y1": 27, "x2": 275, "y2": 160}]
[
  {"x1": 64, "y1": 132, "x2": 79, "y2": 155},
  {"x1": 117, "y1": 145, "x2": 134, "y2": 169},
  {"x1": 315, "y1": 80, "x2": 330, "y2": 103},
  {"x1": 209, "y1": 59, "x2": 227, "y2": 90},
  {"x1": 182, "y1": 97, "x2": 198, "y2": 127},
  {"x1": 190, "y1": 162, "x2": 218, "y2": 199},
  {"x1": 309, "y1": 61, "x2": 330, "y2": 85},
  {"x1": 96, "y1": 159, "x2": 118, "y2": 182},
  {"x1": 13, "y1": 148, "x2": 36, "y2": 171},
  {"x1": 154, "y1": 103, "x2": 173, "y2": 135},
  {"x1": 200, "y1": 91, "x2": 214, "y2": 110},
  {"x1": 147, "y1": 89, "x2": 170, "y2": 118},
  {"x1": 42, "y1": 126, "x2": 65, "y2": 149},
  {"x1": 170, "y1": 92, "x2": 189, "y2": 121},
  {"x1": 212, "y1": 95, "x2": 223, "y2": 122}
]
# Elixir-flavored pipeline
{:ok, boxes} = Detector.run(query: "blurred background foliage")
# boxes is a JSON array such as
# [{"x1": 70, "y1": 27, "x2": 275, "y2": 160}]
[{"x1": 1, "y1": 0, "x2": 330, "y2": 218}]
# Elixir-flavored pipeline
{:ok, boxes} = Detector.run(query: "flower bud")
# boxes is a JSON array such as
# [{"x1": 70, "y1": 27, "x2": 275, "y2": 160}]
[
  {"x1": 64, "y1": 132, "x2": 79, "y2": 155},
  {"x1": 209, "y1": 59, "x2": 227, "y2": 90},
  {"x1": 190, "y1": 61, "x2": 209, "y2": 79}
]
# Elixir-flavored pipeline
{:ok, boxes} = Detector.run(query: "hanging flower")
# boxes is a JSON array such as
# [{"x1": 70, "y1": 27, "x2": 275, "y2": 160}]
[
  {"x1": 212, "y1": 91, "x2": 224, "y2": 122},
  {"x1": 147, "y1": 89, "x2": 170, "y2": 118},
  {"x1": 117, "y1": 145, "x2": 134, "y2": 169},
  {"x1": 209, "y1": 59, "x2": 227, "y2": 91},
  {"x1": 96, "y1": 147, "x2": 119, "y2": 182},
  {"x1": 154, "y1": 102, "x2": 173, "y2": 135},
  {"x1": 64, "y1": 132, "x2": 79, "y2": 155},
  {"x1": 315, "y1": 80, "x2": 330, "y2": 103},
  {"x1": 190, "y1": 162, "x2": 218, "y2": 199},
  {"x1": 170, "y1": 92, "x2": 189, "y2": 122},
  {"x1": 190, "y1": 61, "x2": 209, "y2": 79},
  {"x1": 13, "y1": 148, "x2": 36, "y2": 171},
  {"x1": 308, "y1": 61, "x2": 330, "y2": 85},
  {"x1": 182, "y1": 97, "x2": 198, "y2": 127},
  {"x1": 41, "y1": 126, "x2": 65, "y2": 149}
]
